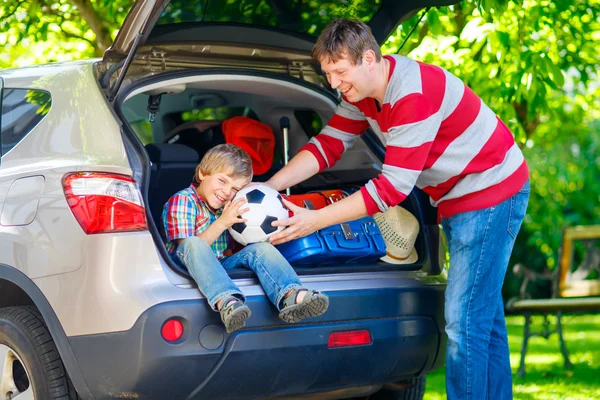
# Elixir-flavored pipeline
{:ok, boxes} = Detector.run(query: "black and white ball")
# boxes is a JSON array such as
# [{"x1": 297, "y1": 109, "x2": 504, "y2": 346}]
[{"x1": 228, "y1": 184, "x2": 288, "y2": 245}]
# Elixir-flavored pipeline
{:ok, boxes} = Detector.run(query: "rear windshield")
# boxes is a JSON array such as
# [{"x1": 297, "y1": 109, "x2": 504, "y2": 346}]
[{"x1": 157, "y1": 0, "x2": 382, "y2": 36}]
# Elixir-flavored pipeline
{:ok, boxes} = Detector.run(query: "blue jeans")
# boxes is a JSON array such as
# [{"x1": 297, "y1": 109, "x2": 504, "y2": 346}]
[
  {"x1": 175, "y1": 238, "x2": 302, "y2": 311},
  {"x1": 442, "y1": 180, "x2": 530, "y2": 400}
]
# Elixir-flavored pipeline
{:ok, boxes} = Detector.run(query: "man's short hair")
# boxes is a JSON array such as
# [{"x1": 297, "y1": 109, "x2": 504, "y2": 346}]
[
  {"x1": 195, "y1": 143, "x2": 253, "y2": 182},
  {"x1": 312, "y1": 18, "x2": 382, "y2": 65}
]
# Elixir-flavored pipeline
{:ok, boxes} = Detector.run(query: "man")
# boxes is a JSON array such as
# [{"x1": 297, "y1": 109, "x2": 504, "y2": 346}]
[{"x1": 267, "y1": 19, "x2": 529, "y2": 400}]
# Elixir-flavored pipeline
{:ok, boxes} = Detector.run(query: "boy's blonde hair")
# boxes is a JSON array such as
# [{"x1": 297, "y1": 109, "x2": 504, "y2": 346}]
[
  {"x1": 195, "y1": 144, "x2": 253, "y2": 182},
  {"x1": 312, "y1": 19, "x2": 382, "y2": 65}
]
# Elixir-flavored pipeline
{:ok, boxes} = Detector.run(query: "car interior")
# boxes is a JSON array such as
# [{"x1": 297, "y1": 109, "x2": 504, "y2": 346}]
[{"x1": 119, "y1": 73, "x2": 426, "y2": 271}]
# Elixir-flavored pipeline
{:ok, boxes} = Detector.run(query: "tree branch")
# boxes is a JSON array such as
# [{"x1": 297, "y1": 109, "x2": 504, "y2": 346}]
[
  {"x1": 0, "y1": 0, "x2": 29, "y2": 25},
  {"x1": 404, "y1": 21, "x2": 430, "y2": 54},
  {"x1": 512, "y1": 101, "x2": 540, "y2": 138},
  {"x1": 58, "y1": 25, "x2": 97, "y2": 46},
  {"x1": 69, "y1": 0, "x2": 113, "y2": 52}
]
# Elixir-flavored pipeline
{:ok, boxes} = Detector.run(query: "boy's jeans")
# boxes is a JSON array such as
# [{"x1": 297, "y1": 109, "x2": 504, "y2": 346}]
[
  {"x1": 442, "y1": 180, "x2": 530, "y2": 400},
  {"x1": 175, "y1": 238, "x2": 302, "y2": 311}
]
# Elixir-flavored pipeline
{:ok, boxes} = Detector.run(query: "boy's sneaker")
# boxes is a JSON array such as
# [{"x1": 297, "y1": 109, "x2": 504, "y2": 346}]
[
  {"x1": 219, "y1": 297, "x2": 251, "y2": 333},
  {"x1": 279, "y1": 289, "x2": 329, "y2": 323}
]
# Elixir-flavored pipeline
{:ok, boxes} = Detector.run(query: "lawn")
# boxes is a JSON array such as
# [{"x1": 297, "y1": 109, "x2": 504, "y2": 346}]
[{"x1": 424, "y1": 314, "x2": 600, "y2": 399}]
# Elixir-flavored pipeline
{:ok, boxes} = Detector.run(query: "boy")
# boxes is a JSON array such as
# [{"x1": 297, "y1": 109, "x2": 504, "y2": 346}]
[{"x1": 163, "y1": 143, "x2": 328, "y2": 333}]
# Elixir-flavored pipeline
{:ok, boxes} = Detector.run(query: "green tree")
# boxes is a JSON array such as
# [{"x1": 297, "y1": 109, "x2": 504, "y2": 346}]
[{"x1": 0, "y1": 0, "x2": 132, "y2": 67}]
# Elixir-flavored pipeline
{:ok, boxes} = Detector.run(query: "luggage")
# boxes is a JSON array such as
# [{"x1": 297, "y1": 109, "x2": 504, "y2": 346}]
[
  {"x1": 286, "y1": 189, "x2": 344, "y2": 210},
  {"x1": 222, "y1": 116, "x2": 275, "y2": 175},
  {"x1": 276, "y1": 216, "x2": 386, "y2": 265},
  {"x1": 279, "y1": 188, "x2": 385, "y2": 266}
]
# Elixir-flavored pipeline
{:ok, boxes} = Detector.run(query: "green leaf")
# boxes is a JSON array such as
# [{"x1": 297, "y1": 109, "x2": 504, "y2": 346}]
[
  {"x1": 426, "y1": 9, "x2": 442, "y2": 36},
  {"x1": 495, "y1": 30, "x2": 510, "y2": 48}
]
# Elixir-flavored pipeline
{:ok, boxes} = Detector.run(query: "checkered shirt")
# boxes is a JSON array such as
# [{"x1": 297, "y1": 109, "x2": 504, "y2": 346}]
[{"x1": 162, "y1": 184, "x2": 229, "y2": 259}]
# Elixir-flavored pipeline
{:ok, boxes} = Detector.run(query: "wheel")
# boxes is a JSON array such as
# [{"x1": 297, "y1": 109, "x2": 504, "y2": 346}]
[
  {"x1": 0, "y1": 306, "x2": 78, "y2": 399},
  {"x1": 367, "y1": 376, "x2": 426, "y2": 400}
]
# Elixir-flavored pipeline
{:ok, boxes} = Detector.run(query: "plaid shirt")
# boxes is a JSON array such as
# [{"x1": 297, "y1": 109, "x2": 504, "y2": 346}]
[{"x1": 162, "y1": 184, "x2": 230, "y2": 259}]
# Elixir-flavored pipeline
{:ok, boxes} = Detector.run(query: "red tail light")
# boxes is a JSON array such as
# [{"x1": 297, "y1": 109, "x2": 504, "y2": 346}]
[
  {"x1": 62, "y1": 172, "x2": 147, "y2": 234},
  {"x1": 328, "y1": 330, "x2": 372, "y2": 348},
  {"x1": 161, "y1": 319, "x2": 184, "y2": 342}
]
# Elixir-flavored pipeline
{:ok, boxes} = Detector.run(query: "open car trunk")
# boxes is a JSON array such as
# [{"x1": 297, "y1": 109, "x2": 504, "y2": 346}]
[{"x1": 115, "y1": 69, "x2": 439, "y2": 278}]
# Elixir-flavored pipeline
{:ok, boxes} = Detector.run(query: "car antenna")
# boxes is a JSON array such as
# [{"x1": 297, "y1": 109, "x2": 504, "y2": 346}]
[
  {"x1": 201, "y1": 0, "x2": 210, "y2": 21},
  {"x1": 395, "y1": 7, "x2": 431, "y2": 54}
]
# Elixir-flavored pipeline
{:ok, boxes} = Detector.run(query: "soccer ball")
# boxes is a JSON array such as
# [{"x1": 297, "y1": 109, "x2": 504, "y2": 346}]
[{"x1": 228, "y1": 184, "x2": 288, "y2": 245}]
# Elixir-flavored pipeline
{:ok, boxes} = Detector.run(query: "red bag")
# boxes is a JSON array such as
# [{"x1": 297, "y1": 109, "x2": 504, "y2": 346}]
[
  {"x1": 285, "y1": 189, "x2": 345, "y2": 210},
  {"x1": 222, "y1": 116, "x2": 275, "y2": 175}
]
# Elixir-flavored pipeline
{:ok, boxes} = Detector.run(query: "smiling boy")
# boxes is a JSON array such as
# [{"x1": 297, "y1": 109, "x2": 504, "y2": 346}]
[{"x1": 163, "y1": 144, "x2": 328, "y2": 333}]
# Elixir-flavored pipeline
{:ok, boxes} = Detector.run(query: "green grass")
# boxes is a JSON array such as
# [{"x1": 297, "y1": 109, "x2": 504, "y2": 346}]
[{"x1": 425, "y1": 314, "x2": 600, "y2": 399}]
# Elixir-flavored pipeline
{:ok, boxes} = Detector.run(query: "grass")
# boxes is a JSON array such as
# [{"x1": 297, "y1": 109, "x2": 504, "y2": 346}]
[{"x1": 424, "y1": 314, "x2": 600, "y2": 399}]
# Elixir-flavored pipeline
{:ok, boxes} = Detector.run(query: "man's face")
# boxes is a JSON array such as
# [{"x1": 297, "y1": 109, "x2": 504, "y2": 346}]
[{"x1": 320, "y1": 53, "x2": 371, "y2": 103}]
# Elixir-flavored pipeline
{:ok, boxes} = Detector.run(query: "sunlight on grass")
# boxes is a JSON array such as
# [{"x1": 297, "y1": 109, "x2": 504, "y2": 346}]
[{"x1": 425, "y1": 315, "x2": 600, "y2": 399}]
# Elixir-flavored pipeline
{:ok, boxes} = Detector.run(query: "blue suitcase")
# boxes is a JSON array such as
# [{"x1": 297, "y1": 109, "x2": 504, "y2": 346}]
[{"x1": 276, "y1": 216, "x2": 386, "y2": 265}]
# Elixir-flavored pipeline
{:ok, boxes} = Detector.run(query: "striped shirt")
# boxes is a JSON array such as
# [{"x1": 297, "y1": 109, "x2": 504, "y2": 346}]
[
  {"x1": 302, "y1": 55, "x2": 529, "y2": 218},
  {"x1": 163, "y1": 184, "x2": 229, "y2": 259}
]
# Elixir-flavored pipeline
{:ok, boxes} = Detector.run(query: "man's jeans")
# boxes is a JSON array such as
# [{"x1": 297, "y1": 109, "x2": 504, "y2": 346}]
[
  {"x1": 175, "y1": 237, "x2": 302, "y2": 311},
  {"x1": 441, "y1": 180, "x2": 530, "y2": 400}
]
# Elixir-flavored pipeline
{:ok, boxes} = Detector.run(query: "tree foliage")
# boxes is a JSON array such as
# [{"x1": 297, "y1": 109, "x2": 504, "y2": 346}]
[{"x1": 0, "y1": 0, "x2": 598, "y2": 283}]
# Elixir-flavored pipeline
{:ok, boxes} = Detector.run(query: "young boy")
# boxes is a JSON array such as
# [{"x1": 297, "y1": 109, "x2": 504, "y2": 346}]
[{"x1": 163, "y1": 143, "x2": 329, "y2": 333}]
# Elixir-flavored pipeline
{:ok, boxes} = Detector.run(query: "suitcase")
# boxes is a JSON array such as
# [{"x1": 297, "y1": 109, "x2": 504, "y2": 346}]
[
  {"x1": 276, "y1": 216, "x2": 386, "y2": 265},
  {"x1": 285, "y1": 189, "x2": 344, "y2": 210}
]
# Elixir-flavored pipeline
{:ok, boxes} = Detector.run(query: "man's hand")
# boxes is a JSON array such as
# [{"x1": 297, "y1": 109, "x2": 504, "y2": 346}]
[
  {"x1": 217, "y1": 198, "x2": 249, "y2": 229},
  {"x1": 269, "y1": 198, "x2": 322, "y2": 245}
]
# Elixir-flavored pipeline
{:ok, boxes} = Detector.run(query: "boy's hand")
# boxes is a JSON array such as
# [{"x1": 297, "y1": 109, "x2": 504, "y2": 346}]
[{"x1": 218, "y1": 198, "x2": 249, "y2": 229}]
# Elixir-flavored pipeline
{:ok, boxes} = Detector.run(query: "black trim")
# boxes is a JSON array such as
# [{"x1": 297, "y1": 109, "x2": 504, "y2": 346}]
[
  {"x1": 68, "y1": 287, "x2": 446, "y2": 400},
  {"x1": 147, "y1": 22, "x2": 316, "y2": 52},
  {"x1": 369, "y1": 0, "x2": 460, "y2": 44},
  {"x1": 0, "y1": 264, "x2": 94, "y2": 399}
]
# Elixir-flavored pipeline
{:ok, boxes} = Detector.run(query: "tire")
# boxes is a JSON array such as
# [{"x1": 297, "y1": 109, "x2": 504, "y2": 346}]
[
  {"x1": 0, "y1": 306, "x2": 78, "y2": 399},
  {"x1": 367, "y1": 376, "x2": 426, "y2": 400}
]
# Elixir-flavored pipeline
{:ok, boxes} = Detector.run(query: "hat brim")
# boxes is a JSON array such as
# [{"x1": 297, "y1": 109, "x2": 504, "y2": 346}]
[{"x1": 380, "y1": 248, "x2": 418, "y2": 265}]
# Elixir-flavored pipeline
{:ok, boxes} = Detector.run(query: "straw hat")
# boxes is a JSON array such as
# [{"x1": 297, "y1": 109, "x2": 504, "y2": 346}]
[{"x1": 373, "y1": 206, "x2": 419, "y2": 264}]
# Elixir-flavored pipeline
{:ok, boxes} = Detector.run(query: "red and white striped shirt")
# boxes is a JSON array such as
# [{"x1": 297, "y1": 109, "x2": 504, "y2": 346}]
[{"x1": 302, "y1": 55, "x2": 529, "y2": 218}]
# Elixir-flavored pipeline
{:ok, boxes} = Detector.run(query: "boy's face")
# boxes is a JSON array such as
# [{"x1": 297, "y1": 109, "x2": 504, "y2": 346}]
[
  {"x1": 196, "y1": 171, "x2": 248, "y2": 210},
  {"x1": 320, "y1": 51, "x2": 374, "y2": 103}
]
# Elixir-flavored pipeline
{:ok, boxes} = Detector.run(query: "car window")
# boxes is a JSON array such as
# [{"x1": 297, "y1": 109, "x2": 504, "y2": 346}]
[
  {"x1": 1, "y1": 88, "x2": 52, "y2": 157},
  {"x1": 157, "y1": 0, "x2": 382, "y2": 36},
  {"x1": 180, "y1": 106, "x2": 257, "y2": 122},
  {"x1": 129, "y1": 106, "x2": 258, "y2": 145},
  {"x1": 294, "y1": 110, "x2": 322, "y2": 139}
]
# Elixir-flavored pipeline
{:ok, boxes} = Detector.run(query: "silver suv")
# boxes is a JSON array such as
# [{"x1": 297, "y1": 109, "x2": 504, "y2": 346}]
[{"x1": 0, "y1": 1, "x2": 452, "y2": 399}]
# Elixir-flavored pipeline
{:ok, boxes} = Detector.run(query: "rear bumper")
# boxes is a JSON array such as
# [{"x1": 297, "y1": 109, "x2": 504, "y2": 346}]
[{"x1": 69, "y1": 286, "x2": 446, "y2": 400}]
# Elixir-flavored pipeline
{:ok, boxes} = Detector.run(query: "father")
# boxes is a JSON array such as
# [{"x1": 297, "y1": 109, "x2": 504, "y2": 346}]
[{"x1": 267, "y1": 18, "x2": 529, "y2": 400}]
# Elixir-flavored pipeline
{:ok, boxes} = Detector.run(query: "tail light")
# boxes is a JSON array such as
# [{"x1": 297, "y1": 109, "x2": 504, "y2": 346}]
[
  {"x1": 62, "y1": 172, "x2": 147, "y2": 234},
  {"x1": 161, "y1": 319, "x2": 184, "y2": 342},
  {"x1": 328, "y1": 330, "x2": 372, "y2": 348}
]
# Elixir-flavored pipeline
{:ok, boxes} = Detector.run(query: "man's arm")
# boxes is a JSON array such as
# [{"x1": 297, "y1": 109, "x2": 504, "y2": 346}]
[{"x1": 267, "y1": 99, "x2": 369, "y2": 191}]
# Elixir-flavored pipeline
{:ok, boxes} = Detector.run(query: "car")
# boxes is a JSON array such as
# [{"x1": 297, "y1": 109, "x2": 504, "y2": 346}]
[{"x1": 0, "y1": 1, "x2": 455, "y2": 399}]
